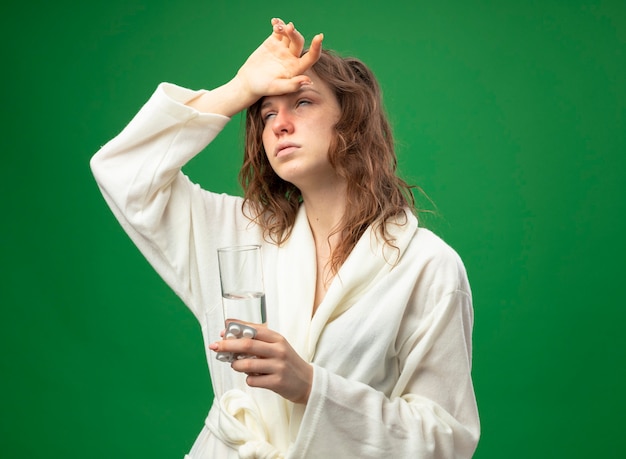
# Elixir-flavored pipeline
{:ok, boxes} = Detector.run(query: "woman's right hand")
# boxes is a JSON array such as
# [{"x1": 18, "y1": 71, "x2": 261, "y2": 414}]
[
  {"x1": 187, "y1": 18, "x2": 323, "y2": 116},
  {"x1": 235, "y1": 18, "x2": 324, "y2": 101}
]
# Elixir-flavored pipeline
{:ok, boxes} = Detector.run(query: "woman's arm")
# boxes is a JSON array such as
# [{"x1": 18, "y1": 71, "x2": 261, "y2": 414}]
[
  {"x1": 90, "y1": 18, "x2": 324, "y2": 319},
  {"x1": 91, "y1": 16, "x2": 324, "y2": 235},
  {"x1": 186, "y1": 18, "x2": 323, "y2": 116},
  {"x1": 294, "y1": 289, "x2": 480, "y2": 458},
  {"x1": 210, "y1": 235, "x2": 480, "y2": 457},
  {"x1": 89, "y1": 83, "x2": 238, "y2": 318}
]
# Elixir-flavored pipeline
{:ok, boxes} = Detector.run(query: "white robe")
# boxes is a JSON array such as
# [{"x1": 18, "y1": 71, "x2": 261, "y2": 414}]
[{"x1": 90, "y1": 83, "x2": 480, "y2": 458}]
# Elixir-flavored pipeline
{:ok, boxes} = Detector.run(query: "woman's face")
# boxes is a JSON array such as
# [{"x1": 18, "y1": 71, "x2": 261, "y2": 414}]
[{"x1": 260, "y1": 71, "x2": 343, "y2": 193}]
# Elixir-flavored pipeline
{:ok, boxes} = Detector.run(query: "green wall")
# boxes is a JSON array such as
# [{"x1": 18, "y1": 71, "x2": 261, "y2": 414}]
[{"x1": 2, "y1": 1, "x2": 624, "y2": 457}]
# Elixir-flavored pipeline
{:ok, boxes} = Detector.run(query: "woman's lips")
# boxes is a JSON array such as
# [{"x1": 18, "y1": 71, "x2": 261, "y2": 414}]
[{"x1": 275, "y1": 142, "x2": 300, "y2": 157}]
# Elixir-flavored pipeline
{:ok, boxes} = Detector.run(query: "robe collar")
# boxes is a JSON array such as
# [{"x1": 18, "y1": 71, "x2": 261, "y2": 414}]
[{"x1": 276, "y1": 206, "x2": 418, "y2": 361}]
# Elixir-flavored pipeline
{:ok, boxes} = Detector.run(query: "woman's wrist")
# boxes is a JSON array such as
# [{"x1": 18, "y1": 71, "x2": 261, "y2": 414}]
[{"x1": 186, "y1": 76, "x2": 258, "y2": 117}]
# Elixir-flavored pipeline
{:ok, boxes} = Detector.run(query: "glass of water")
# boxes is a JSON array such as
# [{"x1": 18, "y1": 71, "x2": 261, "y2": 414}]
[{"x1": 217, "y1": 245, "x2": 266, "y2": 325}]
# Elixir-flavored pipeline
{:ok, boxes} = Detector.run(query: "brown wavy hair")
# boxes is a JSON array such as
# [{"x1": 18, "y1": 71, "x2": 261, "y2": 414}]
[{"x1": 240, "y1": 49, "x2": 415, "y2": 274}]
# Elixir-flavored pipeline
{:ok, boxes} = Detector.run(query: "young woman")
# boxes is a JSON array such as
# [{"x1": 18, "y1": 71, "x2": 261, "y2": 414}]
[{"x1": 91, "y1": 18, "x2": 480, "y2": 459}]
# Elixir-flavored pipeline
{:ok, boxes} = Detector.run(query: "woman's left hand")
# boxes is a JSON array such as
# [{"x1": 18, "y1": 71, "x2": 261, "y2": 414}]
[{"x1": 210, "y1": 324, "x2": 313, "y2": 405}]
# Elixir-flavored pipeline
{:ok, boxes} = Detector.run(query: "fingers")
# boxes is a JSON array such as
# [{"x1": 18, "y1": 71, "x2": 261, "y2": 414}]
[
  {"x1": 286, "y1": 22, "x2": 306, "y2": 56},
  {"x1": 261, "y1": 17, "x2": 324, "y2": 92},
  {"x1": 211, "y1": 325, "x2": 278, "y2": 358},
  {"x1": 300, "y1": 33, "x2": 324, "y2": 69},
  {"x1": 271, "y1": 18, "x2": 291, "y2": 46},
  {"x1": 271, "y1": 17, "x2": 322, "y2": 59},
  {"x1": 271, "y1": 18, "x2": 285, "y2": 31},
  {"x1": 210, "y1": 324, "x2": 312, "y2": 403},
  {"x1": 233, "y1": 345, "x2": 312, "y2": 404},
  {"x1": 272, "y1": 19, "x2": 303, "y2": 56}
]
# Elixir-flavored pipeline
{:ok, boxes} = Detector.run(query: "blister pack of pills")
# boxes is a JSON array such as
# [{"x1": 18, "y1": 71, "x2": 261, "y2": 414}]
[{"x1": 216, "y1": 321, "x2": 258, "y2": 363}]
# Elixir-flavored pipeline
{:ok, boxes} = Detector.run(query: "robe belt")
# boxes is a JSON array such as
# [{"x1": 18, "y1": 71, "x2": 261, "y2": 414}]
[{"x1": 205, "y1": 389, "x2": 284, "y2": 459}]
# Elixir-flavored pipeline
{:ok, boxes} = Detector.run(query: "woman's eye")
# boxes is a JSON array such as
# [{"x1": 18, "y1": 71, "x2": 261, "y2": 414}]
[
  {"x1": 296, "y1": 100, "x2": 311, "y2": 108},
  {"x1": 263, "y1": 112, "x2": 276, "y2": 122}
]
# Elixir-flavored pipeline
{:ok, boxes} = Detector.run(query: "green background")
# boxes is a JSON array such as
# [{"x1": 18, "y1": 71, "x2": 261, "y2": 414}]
[{"x1": 2, "y1": 1, "x2": 624, "y2": 457}]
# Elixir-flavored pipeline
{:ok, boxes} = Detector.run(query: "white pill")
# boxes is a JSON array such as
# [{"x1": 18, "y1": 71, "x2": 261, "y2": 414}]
[
  {"x1": 216, "y1": 352, "x2": 232, "y2": 362},
  {"x1": 242, "y1": 329, "x2": 255, "y2": 339}
]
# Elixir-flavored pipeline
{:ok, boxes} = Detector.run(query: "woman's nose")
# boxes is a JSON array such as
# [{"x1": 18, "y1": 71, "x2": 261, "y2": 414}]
[{"x1": 271, "y1": 109, "x2": 294, "y2": 135}]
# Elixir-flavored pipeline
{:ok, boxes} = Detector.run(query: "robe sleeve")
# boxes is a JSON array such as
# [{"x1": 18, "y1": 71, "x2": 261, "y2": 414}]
[
  {"x1": 292, "y1": 268, "x2": 480, "y2": 458},
  {"x1": 89, "y1": 83, "x2": 245, "y2": 321}
]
